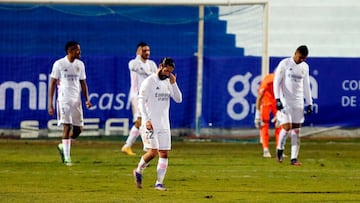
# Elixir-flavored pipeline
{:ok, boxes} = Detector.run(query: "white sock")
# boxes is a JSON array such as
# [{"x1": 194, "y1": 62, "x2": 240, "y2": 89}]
[
  {"x1": 124, "y1": 126, "x2": 140, "y2": 147},
  {"x1": 277, "y1": 128, "x2": 289, "y2": 150},
  {"x1": 291, "y1": 129, "x2": 300, "y2": 160},
  {"x1": 155, "y1": 158, "x2": 168, "y2": 185},
  {"x1": 62, "y1": 139, "x2": 71, "y2": 161},
  {"x1": 136, "y1": 156, "x2": 149, "y2": 173}
]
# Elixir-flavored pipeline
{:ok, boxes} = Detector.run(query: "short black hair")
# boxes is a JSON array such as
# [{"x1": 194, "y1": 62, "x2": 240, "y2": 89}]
[
  {"x1": 296, "y1": 45, "x2": 309, "y2": 56},
  {"x1": 160, "y1": 57, "x2": 175, "y2": 68},
  {"x1": 137, "y1": 42, "x2": 148, "y2": 48},
  {"x1": 65, "y1": 41, "x2": 79, "y2": 53}
]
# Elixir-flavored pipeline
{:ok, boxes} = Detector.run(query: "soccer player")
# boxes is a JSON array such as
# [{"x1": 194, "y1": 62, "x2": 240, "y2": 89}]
[
  {"x1": 121, "y1": 42, "x2": 158, "y2": 155},
  {"x1": 133, "y1": 57, "x2": 182, "y2": 191},
  {"x1": 273, "y1": 45, "x2": 313, "y2": 166},
  {"x1": 48, "y1": 41, "x2": 92, "y2": 166},
  {"x1": 254, "y1": 73, "x2": 281, "y2": 158}
]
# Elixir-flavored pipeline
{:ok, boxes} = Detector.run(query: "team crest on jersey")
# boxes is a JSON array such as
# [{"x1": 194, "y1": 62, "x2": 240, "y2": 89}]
[{"x1": 76, "y1": 67, "x2": 80, "y2": 73}]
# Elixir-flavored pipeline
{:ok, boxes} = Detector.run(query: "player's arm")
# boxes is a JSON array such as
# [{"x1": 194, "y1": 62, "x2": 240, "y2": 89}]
[
  {"x1": 48, "y1": 77, "x2": 57, "y2": 116},
  {"x1": 273, "y1": 63, "x2": 285, "y2": 110},
  {"x1": 303, "y1": 67, "x2": 313, "y2": 106},
  {"x1": 303, "y1": 66, "x2": 313, "y2": 114},
  {"x1": 255, "y1": 90, "x2": 264, "y2": 111},
  {"x1": 254, "y1": 88, "x2": 264, "y2": 128},
  {"x1": 137, "y1": 78, "x2": 151, "y2": 124},
  {"x1": 169, "y1": 73, "x2": 182, "y2": 103},
  {"x1": 273, "y1": 64, "x2": 283, "y2": 100},
  {"x1": 129, "y1": 71, "x2": 138, "y2": 95},
  {"x1": 138, "y1": 80, "x2": 153, "y2": 131},
  {"x1": 80, "y1": 79, "x2": 92, "y2": 109}
]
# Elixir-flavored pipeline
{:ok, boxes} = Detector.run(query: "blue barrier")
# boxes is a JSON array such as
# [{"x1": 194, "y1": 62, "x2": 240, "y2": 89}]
[{"x1": 1, "y1": 56, "x2": 360, "y2": 131}]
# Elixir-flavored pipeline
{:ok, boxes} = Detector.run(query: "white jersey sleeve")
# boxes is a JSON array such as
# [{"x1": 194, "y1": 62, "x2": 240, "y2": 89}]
[
  {"x1": 303, "y1": 68, "x2": 313, "y2": 106},
  {"x1": 273, "y1": 59, "x2": 286, "y2": 100},
  {"x1": 137, "y1": 75, "x2": 152, "y2": 122},
  {"x1": 170, "y1": 82, "x2": 182, "y2": 103}
]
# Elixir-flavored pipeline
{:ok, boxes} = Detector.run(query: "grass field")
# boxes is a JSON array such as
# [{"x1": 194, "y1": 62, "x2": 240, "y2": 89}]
[{"x1": 0, "y1": 137, "x2": 359, "y2": 203}]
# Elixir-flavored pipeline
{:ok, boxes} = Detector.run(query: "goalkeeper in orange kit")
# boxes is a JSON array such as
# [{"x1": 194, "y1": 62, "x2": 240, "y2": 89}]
[{"x1": 254, "y1": 73, "x2": 281, "y2": 158}]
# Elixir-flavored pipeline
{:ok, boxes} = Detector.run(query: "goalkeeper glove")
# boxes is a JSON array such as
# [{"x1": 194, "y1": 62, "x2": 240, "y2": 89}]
[
  {"x1": 254, "y1": 110, "x2": 263, "y2": 128},
  {"x1": 276, "y1": 99, "x2": 283, "y2": 110},
  {"x1": 305, "y1": 105, "x2": 313, "y2": 115}
]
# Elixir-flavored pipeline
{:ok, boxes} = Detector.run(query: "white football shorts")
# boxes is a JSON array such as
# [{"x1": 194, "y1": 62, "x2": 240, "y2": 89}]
[
  {"x1": 57, "y1": 100, "x2": 84, "y2": 126},
  {"x1": 277, "y1": 102, "x2": 304, "y2": 124},
  {"x1": 141, "y1": 127, "x2": 171, "y2": 151}
]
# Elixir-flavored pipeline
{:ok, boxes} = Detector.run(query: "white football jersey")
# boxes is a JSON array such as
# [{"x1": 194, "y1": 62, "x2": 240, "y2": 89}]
[
  {"x1": 138, "y1": 73, "x2": 182, "y2": 131},
  {"x1": 50, "y1": 56, "x2": 86, "y2": 103},
  {"x1": 128, "y1": 55, "x2": 157, "y2": 99},
  {"x1": 273, "y1": 57, "x2": 312, "y2": 106}
]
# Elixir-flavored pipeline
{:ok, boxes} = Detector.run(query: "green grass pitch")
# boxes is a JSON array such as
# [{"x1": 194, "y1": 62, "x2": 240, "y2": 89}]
[{"x1": 0, "y1": 137, "x2": 359, "y2": 202}]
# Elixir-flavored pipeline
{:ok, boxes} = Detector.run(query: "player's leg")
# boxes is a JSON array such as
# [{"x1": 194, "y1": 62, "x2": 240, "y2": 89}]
[
  {"x1": 260, "y1": 104, "x2": 271, "y2": 157},
  {"x1": 274, "y1": 127, "x2": 281, "y2": 147},
  {"x1": 155, "y1": 151, "x2": 169, "y2": 191},
  {"x1": 122, "y1": 101, "x2": 141, "y2": 155},
  {"x1": 63, "y1": 102, "x2": 85, "y2": 165},
  {"x1": 133, "y1": 130, "x2": 159, "y2": 189},
  {"x1": 122, "y1": 117, "x2": 141, "y2": 155},
  {"x1": 260, "y1": 123, "x2": 271, "y2": 157},
  {"x1": 70, "y1": 125, "x2": 82, "y2": 139},
  {"x1": 61, "y1": 124, "x2": 72, "y2": 165},
  {"x1": 154, "y1": 130, "x2": 171, "y2": 190},
  {"x1": 290, "y1": 126, "x2": 301, "y2": 166},
  {"x1": 271, "y1": 105, "x2": 281, "y2": 148},
  {"x1": 276, "y1": 110, "x2": 292, "y2": 163},
  {"x1": 56, "y1": 101, "x2": 73, "y2": 165},
  {"x1": 289, "y1": 106, "x2": 304, "y2": 165}
]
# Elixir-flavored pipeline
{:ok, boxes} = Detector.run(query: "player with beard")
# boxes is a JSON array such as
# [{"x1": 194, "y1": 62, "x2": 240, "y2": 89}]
[
  {"x1": 121, "y1": 42, "x2": 158, "y2": 155},
  {"x1": 133, "y1": 57, "x2": 182, "y2": 191}
]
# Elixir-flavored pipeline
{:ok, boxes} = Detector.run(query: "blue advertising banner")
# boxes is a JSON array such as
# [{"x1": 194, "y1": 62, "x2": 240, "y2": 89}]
[
  {"x1": 201, "y1": 57, "x2": 360, "y2": 128},
  {"x1": 1, "y1": 56, "x2": 360, "y2": 133},
  {"x1": 0, "y1": 56, "x2": 197, "y2": 130}
]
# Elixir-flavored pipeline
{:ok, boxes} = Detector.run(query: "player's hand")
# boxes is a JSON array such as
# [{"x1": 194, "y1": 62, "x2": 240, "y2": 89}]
[
  {"x1": 271, "y1": 112, "x2": 281, "y2": 128},
  {"x1": 145, "y1": 120, "x2": 153, "y2": 131},
  {"x1": 48, "y1": 106, "x2": 54, "y2": 116},
  {"x1": 145, "y1": 120, "x2": 154, "y2": 139},
  {"x1": 254, "y1": 110, "x2": 263, "y2": 128},
  {"x1": 276, "y1": 99, "x2": 283, "y2": 110},
  {"x1": 169, "y1": 73, "x2": 176, "y2": 84},
  {"x1": 305, "y1": 105, "x2": 313, "y2": 115},
  {"x1": 85, "y1": 100, "x2": 92, "y2": 109}
]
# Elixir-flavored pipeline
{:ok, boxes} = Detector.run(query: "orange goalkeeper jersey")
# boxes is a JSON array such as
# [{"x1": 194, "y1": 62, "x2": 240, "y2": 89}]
[{"x1": 258, "y1": 73, "x2": 275, "y2": 105}]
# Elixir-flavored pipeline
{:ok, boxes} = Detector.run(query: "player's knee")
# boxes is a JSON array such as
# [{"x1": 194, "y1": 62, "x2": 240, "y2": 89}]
[
  {"x1": 158, "y1": 150, "x2": 168, "y2": 158},
  {"x1": 134, "y1": 118, "x2": 141, "y2": 128},
  {"x1": 149, "y1": 149, "x2": 159, "y2": 158},
  {"x1": 282, "y1": 123, "x2": 291, "y2": 131},
  {"x1": 72, "y1": 126, "x2": 82, "y2": 139}
]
